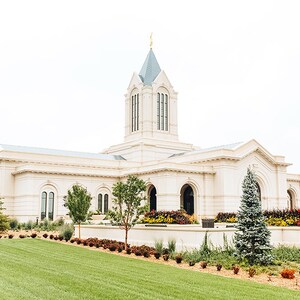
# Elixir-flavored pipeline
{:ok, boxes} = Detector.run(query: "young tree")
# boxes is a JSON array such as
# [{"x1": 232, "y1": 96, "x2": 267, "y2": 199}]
[
  {"x1": 234, "y1": 168, "x2": 273, "y2": 265},
  {"x1": 64, "y1": 184, "x2": 92, "y2": 239},
  {"x1": 0, "y1": 197, "x2": 10, "y2": 232},
  {"x1": 107, "y1": 175, "x2": 148, "y2": 250}
]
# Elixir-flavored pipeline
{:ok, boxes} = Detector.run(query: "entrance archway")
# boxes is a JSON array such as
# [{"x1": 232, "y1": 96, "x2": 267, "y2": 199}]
[
  {"x1": 180, "y1": 184, "x2": 194, "y2": 215},
  {"x1": 148, "y1": 185, "x2": 157, "y2": 211}
]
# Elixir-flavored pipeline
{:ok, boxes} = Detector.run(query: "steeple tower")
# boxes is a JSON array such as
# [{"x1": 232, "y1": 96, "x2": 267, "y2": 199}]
[
  {"x1": 124, "y1": 47, "x2": 179, "y2": 142},
  {"x1": 104, "y1": 46, "x2": 194, "y2": 161}
]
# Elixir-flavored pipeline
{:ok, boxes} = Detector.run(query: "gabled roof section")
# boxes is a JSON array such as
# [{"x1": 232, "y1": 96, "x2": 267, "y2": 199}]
[
  {"x1": 0, "y1": 144, "x2": 126, "y2": 161},
  {"x1": 139, "y1": 49, "x2": 161, "y2": 85}
]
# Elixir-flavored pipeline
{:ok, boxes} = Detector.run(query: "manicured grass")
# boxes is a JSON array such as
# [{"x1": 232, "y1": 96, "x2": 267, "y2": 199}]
[{"x1": 0, "y1": 239, "x2": 299, "y2": 300}]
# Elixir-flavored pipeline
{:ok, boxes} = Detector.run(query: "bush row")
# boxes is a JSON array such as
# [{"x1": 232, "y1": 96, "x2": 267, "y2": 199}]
[
  {"x1": 142, "y1": 210, "x2": 197, "y2": 224},
  {"x1": 215, "y1": 209, "x2": 300, "y2": 226}
]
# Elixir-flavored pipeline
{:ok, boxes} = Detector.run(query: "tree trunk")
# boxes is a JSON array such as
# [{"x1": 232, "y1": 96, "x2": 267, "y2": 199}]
[
  {"x1": 125, "y1": 227, "x2": 128, "y2": 251},
  {"x1": 78, "y1": 222, "x2": 81, "y2": 240}
]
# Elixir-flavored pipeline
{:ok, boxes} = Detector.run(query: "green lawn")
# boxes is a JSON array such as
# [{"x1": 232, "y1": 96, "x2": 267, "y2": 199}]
[{"x1": 0, "y1": 239, "x2": 299, "y2": 300}]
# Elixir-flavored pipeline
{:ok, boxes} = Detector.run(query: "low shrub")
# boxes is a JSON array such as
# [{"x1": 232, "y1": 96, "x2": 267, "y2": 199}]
[
  {"x1": 89, "y1": 242, "x2": 94, "y2": 247},
  {"x1": 135, "y1": 250, "x2": 142, "y2": 256},
  {"x1": 9, "y1": 218, "x2": 19, "y2": 230},
  {"x1": 200, "y1": 261, "x2": 207, "y2": 269},
  {"x1": 216, "y1": 264, "x2": 222, "y2": 271},
  {"x1": 248, "y1": 267, "x2": 256, "y2": 277},
  {"x1": 189, "y1": 260, "x2": 196, "y2": 267},
  {"x1": 280, "y1": 269, "x2": 295, "y2": 279},
  {"x1": 42, "y1": 233, "x2": 48, "y2": 238},
  {"x1": 19, "y1": 234, "x2": 25, "y2": 239},
  {"x1": 163, "y1": 254, "x2": 169, "y2": 261},
  {"x1": 126, "y1": 248, "x2": 132, "y2": 255},
  {"x1": 175, "y1": 255, "x2": 182, "y2": 264},
  {"x1": 30, "y1": 233, "x2": 37, "y2": 238},
  {"x1": 8, "y1": 234, "x2": 14, "y2": 239},
  {"x1": 49, "y1": 234, "x2": 54, "y2": 240},
  {"x1": 143, "y1": 251, "x2": 150, "y2": 258},
  {"x1": 233, "y1": 265, "x2": 240, "y2": 275},
  {"x1": 117, "y1": 247, "x2": 123, "y2": 253},
  {"x1": 109, "y1": 244, "x2": 117, "y2": 251},
  {"x1": 59, "y1": 224, "x2": 74, "y2": 241},
  {"x1": 154, "y1": 252, "x2": 161, "y2": 259}
]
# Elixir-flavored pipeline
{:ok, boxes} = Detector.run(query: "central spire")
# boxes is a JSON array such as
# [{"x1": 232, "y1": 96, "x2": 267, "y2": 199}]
[{"x1": 138, "y1": 48, "x2": 161, "y2": 86}]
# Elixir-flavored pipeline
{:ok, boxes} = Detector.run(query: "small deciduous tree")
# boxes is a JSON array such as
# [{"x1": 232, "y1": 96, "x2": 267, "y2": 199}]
[
  {"x1": 64, "y1": 185, "x2": 92, "y2": 239},
  {"x1": 107, "y1": 175, "x2": 148, "y2": 250},
  {"x1": 0, "y1": 197, "x2": 10, "y2": 233},
  {"x1": 234, "y1": 167, "x2": 273, "y2": 265}
]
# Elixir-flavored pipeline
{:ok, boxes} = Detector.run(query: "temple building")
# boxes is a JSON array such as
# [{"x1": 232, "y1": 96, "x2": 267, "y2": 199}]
[{"x1": 1, "y1": 47, "x2": 299, "y2": 222}]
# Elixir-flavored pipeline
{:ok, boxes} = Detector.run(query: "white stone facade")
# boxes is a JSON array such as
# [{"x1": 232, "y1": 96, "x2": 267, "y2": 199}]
[{"x1": 0, "y1": 48, "x2": 299, "y2": 222}]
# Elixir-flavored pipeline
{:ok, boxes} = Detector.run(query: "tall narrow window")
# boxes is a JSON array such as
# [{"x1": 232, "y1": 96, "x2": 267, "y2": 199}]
[
  {"x1": 165, "y1": 95, "x2": 168, "y2": 131},
  {"x1": 157, "y1": 92, "x2": 169, "y2": 131},
  {"x1": 104, "y1": 194, "x2": 109, "y2": 213},
  {"x1": 161, "y1": 93, "x2": 164, "y2": 130},
  {"x1": 41, "y1": 192, "x2": 47, "y2": 220},
  {"x1": 157, "y1": 93, "x2": 160, "y2": 129},
  {"x1": 131, "y1": 93, "x2": 139, "y2": 132},
  {"x1": 48, "y1": 192, "x2": 54, "y2": 221},
  {"x1": 136, "y1": 94, "x2": 139, "y2": 131},
  {"x1": 98, "y1": 194, "x2": 103, "y2": 213}
]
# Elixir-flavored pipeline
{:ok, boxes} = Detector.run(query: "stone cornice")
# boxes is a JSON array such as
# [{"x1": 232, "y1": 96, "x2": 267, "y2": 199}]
[{"x1": 0, "y1": 157, "x2": 128, "y2": 171}]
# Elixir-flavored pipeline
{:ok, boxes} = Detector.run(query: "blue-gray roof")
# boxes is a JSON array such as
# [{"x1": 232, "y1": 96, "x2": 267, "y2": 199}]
[
  {"x1": 139, "y1": 49, "x2": 161, "y2": 85},
  {"x1": 0, "y1": 144, "x2": 126, "y2": 161}
]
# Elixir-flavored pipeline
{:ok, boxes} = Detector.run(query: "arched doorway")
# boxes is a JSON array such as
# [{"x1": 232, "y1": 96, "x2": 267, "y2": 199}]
[
  {"x1": 180, "y1": 184, "x2": 194, "y2": 215},
  {"x1": 148, "y1": 185, "x2": 157, "y2": 211},
  {"x1": 287, "y1": 190, "x2": 295, "y2": 210}
]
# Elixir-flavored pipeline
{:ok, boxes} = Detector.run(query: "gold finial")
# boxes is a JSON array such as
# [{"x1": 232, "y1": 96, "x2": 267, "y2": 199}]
[{"x1": 150, "y1": 32, "x2": 153, "y2": 49}]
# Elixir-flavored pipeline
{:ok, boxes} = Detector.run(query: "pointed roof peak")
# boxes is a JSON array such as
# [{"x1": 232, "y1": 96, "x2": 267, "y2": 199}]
[{"x1": 139, "y1": 48, "x2": 161, "y2": 86}]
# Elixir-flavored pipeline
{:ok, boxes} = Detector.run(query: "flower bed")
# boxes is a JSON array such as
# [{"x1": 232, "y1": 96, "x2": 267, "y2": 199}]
[
  {"x1": 142, "y1": 210, "x2": 197, "y2": 224},
  {"x1": 215, "y1": 209, "x2": 300, "y2": 226}
]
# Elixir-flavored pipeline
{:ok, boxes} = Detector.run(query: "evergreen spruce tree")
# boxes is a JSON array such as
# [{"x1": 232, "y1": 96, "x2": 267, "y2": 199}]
[{"x1": 234, "y1": 168, "x2": 273, "y2": 265}]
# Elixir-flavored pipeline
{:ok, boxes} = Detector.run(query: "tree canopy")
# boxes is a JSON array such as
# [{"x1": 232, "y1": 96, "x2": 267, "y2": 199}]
[{"x1": 64, "y1": 184, "x2": 92, "y2": 239}]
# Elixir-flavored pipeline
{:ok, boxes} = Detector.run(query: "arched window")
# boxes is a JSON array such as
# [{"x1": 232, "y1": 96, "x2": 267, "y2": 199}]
[
  {"x1": 104, "y1": 194, "x2": 109, "y2": 213},
  {"x1": 131, "y1": 93, "x2": 139, "y2": 132},
  {"x1": 157, "y1": 92, "x2": 169, "y2": 131},
  {"x1": 98, "y1": 194, "x2": 103, "y2": 213},
  {"x1": 41, "y1": 191, "x2": 54, "y2": 221},
  {"x1": 148, "y1": 185, "x2": 157, "y2": 211},
  {"x1": 97, "y1": 193, "x2": 109, "y2": 213},
  {"x1": 41, "y1": 192, "x2": 47, "y2": 220},
  {"x1": 48, "y1": 192, "x2": 54, "y2": 221}
]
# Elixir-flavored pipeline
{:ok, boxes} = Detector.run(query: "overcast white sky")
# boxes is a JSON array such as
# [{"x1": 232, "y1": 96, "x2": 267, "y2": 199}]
[{"x1": 0, "y1": 1, "x2": 299, "y2": 172}]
